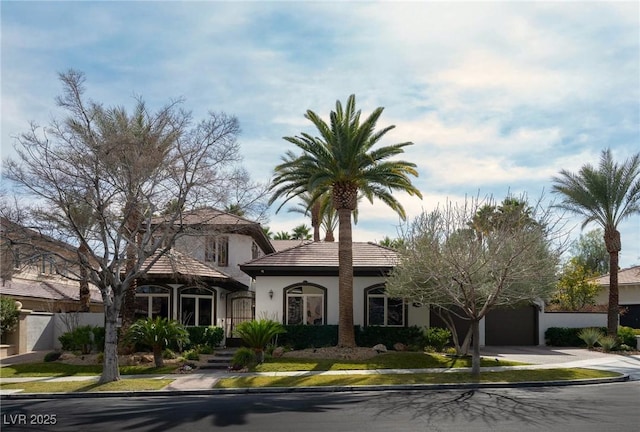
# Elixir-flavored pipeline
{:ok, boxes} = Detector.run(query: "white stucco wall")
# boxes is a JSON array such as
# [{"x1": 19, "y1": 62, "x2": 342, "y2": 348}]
[
  {"x1": 174, "y1": 232, "x2": 262, "y2": 288},
  {"x1": 594, "y1": 285, "x2": 640, "y2": 305},
  {"x1": 253, "y1": 275, "x2": 426, "y2": 327}
]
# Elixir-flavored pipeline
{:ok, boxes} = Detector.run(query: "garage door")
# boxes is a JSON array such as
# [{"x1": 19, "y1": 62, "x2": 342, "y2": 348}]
[
  {"x1": 485, "y1": 305, "x2": 538, "y2": 346},
  {"x1": 621, "y1": 304, "x2": 640, "y2": 329}
]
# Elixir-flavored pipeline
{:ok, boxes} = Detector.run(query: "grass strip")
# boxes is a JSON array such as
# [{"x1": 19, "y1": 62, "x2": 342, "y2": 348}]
[
  {"x1": 0, "y1": 379, "x2": 174, "y2": 393},
  {"x1": 215, "y1": 368, "x2": 620, "y2": 389},
  {"x1": 255, "y1": 352, "x2": 524, "y2": 372},
  {"x1": 0, "y1": 363, "x2": 177, "y2": 378}
]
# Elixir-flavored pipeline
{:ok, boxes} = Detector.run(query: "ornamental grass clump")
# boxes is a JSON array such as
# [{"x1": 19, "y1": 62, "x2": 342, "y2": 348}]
[
  {"x1": 578, "y1": 327, "x2": 603, "y2": 349},
  {"x1": 598, "y1": 335, "x2": 618, "y2": 352}
]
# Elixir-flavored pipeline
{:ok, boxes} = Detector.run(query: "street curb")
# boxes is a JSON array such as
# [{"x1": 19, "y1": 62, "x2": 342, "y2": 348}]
[{"x1": 0, "y1": 373, "x2": 629, "y2": 400}]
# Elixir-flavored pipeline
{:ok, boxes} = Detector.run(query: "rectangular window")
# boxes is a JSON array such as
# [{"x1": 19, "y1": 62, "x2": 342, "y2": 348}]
[
  {"x1": 368, "y1": 297, "x2": 385, "y2": 326},
  {"x1": 204, "y1": 236, "x2": 228, "y2": 266},
  {"x1": 251, "y1": 242, "x2": 261, "y2": 260},
  {"x1": 217, "y1": 236, "x2": 228, "y2": 266},
  {"x1": 287, "y1": 296, "x2": 303, "y2": 325},
  {"x1": 181, "y1": 297, "x2": 196, "y2": 326},
  {"x1": 204, "y1": 236, "x2": 216, "y2": 262},
  {"x1": 151, "y1": 297, "x2": 169, "y2": 319},
  {"x1": 198, "y1": 298, "x2": 213, "y2": 326},
  {"x1": 41, "y1": 255, "x2": 55, "y2": 275}
]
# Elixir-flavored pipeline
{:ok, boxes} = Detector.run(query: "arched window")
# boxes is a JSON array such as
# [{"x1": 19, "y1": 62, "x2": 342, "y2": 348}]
[
  {"x1": 180, "y1": 287, "x2": 216, "y2": 326},
  {"x1": 366, "y1": 286, "x2": 405, "y2": 327},
  {"x1": 285, "y1": 284, "x2": 326, "y2": 325},
  {"x1": 135, "y1": 285, "x2": 170, "y2": 320}
]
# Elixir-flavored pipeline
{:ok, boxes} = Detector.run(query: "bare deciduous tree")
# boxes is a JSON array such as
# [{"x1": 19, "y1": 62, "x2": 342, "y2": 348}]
[
  {"x1": 385, "y1": 196, "x2": 562, "y2": 377},
  {"x1": 3, "y1": 70, "x2": 262, "y2": 383}
]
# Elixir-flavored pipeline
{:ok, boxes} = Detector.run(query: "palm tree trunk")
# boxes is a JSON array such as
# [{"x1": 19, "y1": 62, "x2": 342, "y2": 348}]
[
  {"x1": 605, "y1": 229, "x2": 621, "y2": 337},
  {"x1": 337, "y1": 208, "x2": 356, "y2": 347},
  {"x1": 311, "y1": 202, "x2": 320, "y2": 242}
]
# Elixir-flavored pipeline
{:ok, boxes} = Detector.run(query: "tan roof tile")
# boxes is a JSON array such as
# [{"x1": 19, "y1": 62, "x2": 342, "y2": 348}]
[
  {"x1": 241, "y1": 242, "x2": 398, "y2": 277},
  {"x1": 593, "y1": 265, "x2": 640, "y2": 286}
]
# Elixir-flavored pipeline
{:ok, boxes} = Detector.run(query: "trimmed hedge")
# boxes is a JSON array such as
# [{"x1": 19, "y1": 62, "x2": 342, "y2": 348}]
[
  {"x1": 58, "y1": 325, "x2": 104, "y2": 354},
  {"x1": 278, "y1": 325, "x2": 425, "y2": 350},
  {"x1": 545, "y1": 326, "x2": 608, "y2": 347}
]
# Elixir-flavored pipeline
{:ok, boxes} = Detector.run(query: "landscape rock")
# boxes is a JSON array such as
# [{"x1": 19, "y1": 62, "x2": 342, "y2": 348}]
[
  {"x1": 393, "y1": 343, "x2": 407, "y2": 352},
  {"x1": 272, "y1": 347, "x2": 285, "y2": 358},
  {"x1": 372, "y1": 344, "x2": 387, "y2": 353}
]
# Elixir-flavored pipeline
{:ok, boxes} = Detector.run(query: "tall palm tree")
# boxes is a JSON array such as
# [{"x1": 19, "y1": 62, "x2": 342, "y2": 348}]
[
  {"x1": 269, "y1": 94, "x2": 422, "y2": 347},
  {"x1": 552, "y1": 148, "x2": 640, "y2": 336},
  {"x1": 291, "y1": 224, "x2": 312, "y2": 240}
]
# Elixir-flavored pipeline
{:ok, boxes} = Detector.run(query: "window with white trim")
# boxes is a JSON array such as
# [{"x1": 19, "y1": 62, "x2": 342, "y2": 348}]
[
  {"x1": 286, "y1": 285, "x2": 325, "y2": 325},
  {"x1": 135, "y1": 285, "x2": 170, "y2": 320},
  {"x1": 181, "y1": 287, "x2": 215, "y2": 326},
  {"x1": 204, "y1": 236, "x2": 229, "y2": 266},
  {"x1": 366, "y1": 287, "x2": 405, "y2": 327}
]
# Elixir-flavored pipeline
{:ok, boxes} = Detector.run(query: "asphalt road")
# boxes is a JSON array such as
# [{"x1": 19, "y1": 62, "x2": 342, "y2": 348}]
[{"x1": 2, "y1": 382, "x2": 639, "y2": 432}]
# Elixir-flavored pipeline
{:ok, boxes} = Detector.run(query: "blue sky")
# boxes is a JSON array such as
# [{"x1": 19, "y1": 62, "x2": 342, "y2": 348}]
[{"x1": 1, "y1": 1, "x2": 639, "y2": 267}]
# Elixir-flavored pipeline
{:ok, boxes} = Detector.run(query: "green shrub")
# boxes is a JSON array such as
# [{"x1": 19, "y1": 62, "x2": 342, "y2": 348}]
[
  {"x1": 577, "y1": 327, "x2": 603, "y2": 349},
  {"x1": 182, "y1": 349, "x2": 200, "y2": 361},
  {"x1": 58, "y1": 325, "x2": 96, "y2": 354},
  {"x1": 196, "y1": 344, "x2": 215, "y2": 355},
  {"x1": 424, "y1": 327, "x2": 451, "y2": 352},
  {"x1": 163, "y1": 348, "x2": 177, "y2": 359},
  {"x1": 598, "y1": 335, "x2": 617, "y2": 352},
  {"x1": 92, "y1": 326, "x2": 105, "y2": 352},
  {"x1": 617, "y1": 326, "x2": 637, "y2": 347},
  {"x1": 182, "y1": 326, "x2": 224, "y2": 351},
  {"x1": 545, "y1": 327, "x2": 608, "y2": 347},
  {"x1": 124, "y1": 317, "x2": 190, "y2": 367},
  {"x1": 234, "y1": 319, "x2": 286, "y2": 363},
  {"x1": 0, "y1": 296, "x2": 20, "y2": 340},
  {"x1": 43, "y1": 351, "x2": 61, "y2": 362},
  {"x1": 356, "y1": 326, "x2": 425, "y2": 349},
  {"x1": 279, "y1": 325, "x2": 338, "y2": 349},
  {"x1": 231, "y1": 347, "x2": 256, "y2": 369}
]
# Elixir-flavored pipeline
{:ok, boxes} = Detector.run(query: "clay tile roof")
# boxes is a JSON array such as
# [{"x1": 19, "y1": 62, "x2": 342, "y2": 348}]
[
  {"x1": 592, "y1": 265, "x2": 640, "y2": 286},
  {"x1": 141, "y1": 249, "x2": 231, "y2": 280},
  {"x1": 0, "y1": 279, "x2": 102, "y2": 303},
  {"x1": 240, "y1": 242, "x2": 398, "y2": 277}
]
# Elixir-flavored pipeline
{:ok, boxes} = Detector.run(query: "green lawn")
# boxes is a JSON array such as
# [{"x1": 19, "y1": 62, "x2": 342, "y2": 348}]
[
  {"x1": 255, "y1": 352, "x2": 524, "y2": 372},
  {"x1": 0, "y1": 379, "x2": 174, "y2": 393},
  {"x1": 0, "y1": 363, "x2": 177, "y2": 378},
  {"x1": 216, "y1": 368, "x2": 621, "y2": 389}
]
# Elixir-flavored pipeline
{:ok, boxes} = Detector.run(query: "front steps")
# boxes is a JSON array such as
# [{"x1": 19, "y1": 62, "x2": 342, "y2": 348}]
[{"x1": 199, "y1": 348, "x2": 237, "y2": 370}]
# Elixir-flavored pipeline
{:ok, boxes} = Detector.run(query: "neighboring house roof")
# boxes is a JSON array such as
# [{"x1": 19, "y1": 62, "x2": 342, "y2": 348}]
[
  {"x1": 139, "y1": 249, "x2": 247, "y2": 291},
  {"x1": 151, "y1": 208, "x2": 275, "y2": 254},
  {"x1": 240, "y1": 241, "x2": 399, "y2": 277},
  {"x1": 0, "y1": 279, "x2": 102, "y2": 304},
  {"x1": 271, "y1": 239, "x2": 312, "y2": 252},
  {"x1": 593, "y1": 265, "x2": 640, "y2": 286}
]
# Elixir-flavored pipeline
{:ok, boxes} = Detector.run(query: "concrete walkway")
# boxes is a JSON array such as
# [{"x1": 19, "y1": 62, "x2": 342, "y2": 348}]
[{"x1": 2, "y1": 347, "x2": 639, "y2": 396}]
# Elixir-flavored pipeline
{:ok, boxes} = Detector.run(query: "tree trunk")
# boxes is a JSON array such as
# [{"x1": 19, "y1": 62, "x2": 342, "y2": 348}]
[
  {"x1": 100, "y1": 300, "x2": 122, "y2": 383},
  {"x1": 78, "y1": 243, "x2": 91, "y2": 312},
  {"x1": 471, "y1": 319, "x2": 481, "y2": 379},
  {"x1": 311, "y1": 202, "x2": 320, "y2": 242},
  {"x1": 337, "y1": 208, "x2": 356, "y2": 347},
  {"x1": 153, "y1": 344, "x2": 164, "y2": 368},
  {"x1": 605, "y1": 229, "x2": 620, "y2": 337}
]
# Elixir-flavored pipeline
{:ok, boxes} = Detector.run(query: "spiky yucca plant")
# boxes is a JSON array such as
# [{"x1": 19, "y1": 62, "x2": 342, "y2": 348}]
[
  {"x1": 577, "y1": 327, "x2": 603, "y2": 349},
  {"x1": 125, "y1": 317, "x2": 190, "y2": 367},
  {"x1": 234, "y1": 319, "x2": 286, "y2": 363}
]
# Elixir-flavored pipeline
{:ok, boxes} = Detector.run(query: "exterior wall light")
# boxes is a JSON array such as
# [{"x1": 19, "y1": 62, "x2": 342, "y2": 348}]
[{"x1": 268, "y1": 289, "x2": 274, "y2": 299}]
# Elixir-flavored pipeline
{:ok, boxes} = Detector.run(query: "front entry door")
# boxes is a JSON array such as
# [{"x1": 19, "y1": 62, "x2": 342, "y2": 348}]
[{"x1": 228, "y1": 294, "x2": 255, "y2": 337}]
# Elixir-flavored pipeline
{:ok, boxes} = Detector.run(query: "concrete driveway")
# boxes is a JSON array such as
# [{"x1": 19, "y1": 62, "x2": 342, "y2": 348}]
[{"x1": 481, "y1": 345, "x2": 640, "y2": 380}]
